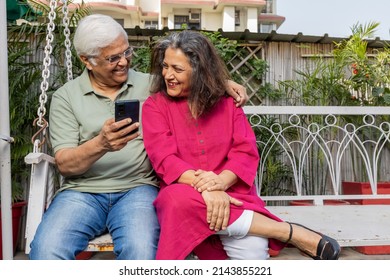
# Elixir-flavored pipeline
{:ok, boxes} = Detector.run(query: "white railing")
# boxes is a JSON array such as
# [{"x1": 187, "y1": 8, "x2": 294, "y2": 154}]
[{"x1": 244, "y1": 106, "x2": 390, "y2": 205}]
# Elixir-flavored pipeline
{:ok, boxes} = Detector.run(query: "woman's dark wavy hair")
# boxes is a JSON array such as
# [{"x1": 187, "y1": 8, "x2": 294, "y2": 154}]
[{"x1": 150, "y1": 30, "x2": 231, "y2": 118}]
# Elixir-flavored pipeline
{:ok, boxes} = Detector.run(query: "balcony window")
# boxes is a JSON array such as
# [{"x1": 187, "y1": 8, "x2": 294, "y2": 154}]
[
  {"x1": 114, "y1": 18, "x2": 124, "y2": 27},
  {"x1": 261, "y1": 0, "x2": 274, "y2": 14},
  {"x1": 174, "y1": 15, "x2": 200, "y2": 30},
  {"x1": 259, "y1": 23, "x2": 274, "y2": 33},
  {"x1": 145, "y1": 20, "x2": 158, "y2": 29},
  {"x1": 189, "y1": 12, "x2": 200, "y2": 22},
  {"x1": 235, "y1": 10, "x2": 240, "y2": 26}
]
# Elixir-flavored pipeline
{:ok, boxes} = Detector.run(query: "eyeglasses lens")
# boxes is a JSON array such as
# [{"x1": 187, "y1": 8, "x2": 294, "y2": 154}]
[{"x1": 107, "y1": 48, "x2": 133, "y2": 64}]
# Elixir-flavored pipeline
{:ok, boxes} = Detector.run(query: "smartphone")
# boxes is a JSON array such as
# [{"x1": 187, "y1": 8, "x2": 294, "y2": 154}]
[{"x1": 115, "y1": 99, "x2": 140, "y2": 133}]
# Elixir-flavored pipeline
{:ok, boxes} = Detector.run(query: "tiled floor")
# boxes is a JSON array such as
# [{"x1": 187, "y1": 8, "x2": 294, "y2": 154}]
[{"x1": 13, "y1": 247, "x2": 390, "y2": 260}]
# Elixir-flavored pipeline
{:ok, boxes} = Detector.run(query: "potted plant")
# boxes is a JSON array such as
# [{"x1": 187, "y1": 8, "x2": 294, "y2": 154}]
[
  {"x1": 339, "y1": 22, "x2": 390, "y2": 202},
  {"x1": 0, "y1": 183, "x2": 27, "y2": 260},
  {"x1": 273, "y1": 22, "x2": 390, "y2": 255},
  {"x1": 336, "y1": 21, "x2": 390, "y2": 195}
]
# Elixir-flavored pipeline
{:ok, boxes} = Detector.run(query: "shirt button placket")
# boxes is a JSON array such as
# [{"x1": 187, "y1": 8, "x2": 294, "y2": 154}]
[{"x1": 196, "y1": 124, "x2": 207, "y2": 167}]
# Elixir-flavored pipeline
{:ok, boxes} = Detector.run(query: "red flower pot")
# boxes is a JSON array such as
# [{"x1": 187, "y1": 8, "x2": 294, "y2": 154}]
[
  {"x1": 342, "y1": 181, "x2": 390, "y2": 205},
  {"x1": 289, "y1": 199, "x2": 350, "y2": 206},
  {"x1": 0, "y1": 201, "x2": 27, "y2": 259},
  {"x1": 342, "y1": 181, "x2": 390, "y2": 255}
]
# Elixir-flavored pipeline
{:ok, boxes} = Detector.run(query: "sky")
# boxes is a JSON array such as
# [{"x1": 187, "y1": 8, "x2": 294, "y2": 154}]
[{"x1": 276, "y1": 0, "x2": 390, "y2": 40}]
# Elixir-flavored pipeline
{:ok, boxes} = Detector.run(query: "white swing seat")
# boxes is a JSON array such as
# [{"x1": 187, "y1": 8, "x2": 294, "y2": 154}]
[{"x1": 24, "y1": 152, "x2": 114, "y2": 254}]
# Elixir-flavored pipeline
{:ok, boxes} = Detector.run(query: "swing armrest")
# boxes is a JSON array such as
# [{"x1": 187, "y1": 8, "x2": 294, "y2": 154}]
[
  {"x1": 25, "y1": 152, "x2": 55, "y2": 165},
  {"x1": 24, "y1": 151, "x2": 116, "y2": 254}
]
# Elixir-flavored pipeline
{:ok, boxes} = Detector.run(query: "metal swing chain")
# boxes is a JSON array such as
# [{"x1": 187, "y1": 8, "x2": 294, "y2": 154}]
[
  {"x1": 62, "y1": 1, "x2": 73, "y2": 81},
  {"x1": 33, "y1": 0, "x2": 73, "y2": 151}
]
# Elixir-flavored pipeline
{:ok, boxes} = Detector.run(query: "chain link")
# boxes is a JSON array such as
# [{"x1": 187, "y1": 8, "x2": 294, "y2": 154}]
[
  {"x1": 33, "y1": 0, "x2": 73, "y2": 150},
  {"x1": 36, "y1": 0, "x2": 57, "y2": 128},
  {"x1": 62, "y1": 1, "x2": 73, "y2": 81}
]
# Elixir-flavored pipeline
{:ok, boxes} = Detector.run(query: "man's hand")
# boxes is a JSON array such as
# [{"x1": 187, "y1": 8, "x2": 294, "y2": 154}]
[
  {"x1": 98, "y1": 118, "x2": 140, "y2": 152},
  {"x1": 226, "y1": 80, "x2": 249, "y2": 107}
]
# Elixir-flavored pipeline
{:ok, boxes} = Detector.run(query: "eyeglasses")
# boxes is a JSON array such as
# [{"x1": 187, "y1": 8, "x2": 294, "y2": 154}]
[{"x1": 105, "y1": 47, "x2": 133, "y2": 64}]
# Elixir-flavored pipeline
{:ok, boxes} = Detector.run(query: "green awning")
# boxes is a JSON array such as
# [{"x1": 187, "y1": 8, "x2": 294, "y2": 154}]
[{"x1": 6, "y1": 0, "x2": 39, "y2": 22}]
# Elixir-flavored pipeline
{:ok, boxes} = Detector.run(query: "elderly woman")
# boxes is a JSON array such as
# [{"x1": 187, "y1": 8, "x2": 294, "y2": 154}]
[
  {"x1": 29, "y1": 14, "x2": 248, "y2": 260},
  {"x1": 142, "y1": 30, "x2": 341, "y2": 260}
]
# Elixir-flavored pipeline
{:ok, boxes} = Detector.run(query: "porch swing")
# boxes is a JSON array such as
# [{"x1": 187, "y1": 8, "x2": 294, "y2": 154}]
[{"x1": 24, "y1": 0, "x2": 113, "y2": 255}]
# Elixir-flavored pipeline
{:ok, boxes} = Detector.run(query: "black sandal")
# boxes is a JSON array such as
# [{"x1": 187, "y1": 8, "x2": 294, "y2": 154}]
[{"x1": 287, "y1": 222, "x2": 341, "y2": 260}]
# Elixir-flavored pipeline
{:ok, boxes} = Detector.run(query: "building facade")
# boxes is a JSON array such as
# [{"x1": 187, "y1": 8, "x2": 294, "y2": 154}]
[{"x1": 72, "y1": 0, "x2": 285, "y2": 33}]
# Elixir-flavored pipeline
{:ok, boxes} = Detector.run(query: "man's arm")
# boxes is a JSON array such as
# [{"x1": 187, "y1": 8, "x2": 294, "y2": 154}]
[
  {"x1": 226, "y1": 80, "x2": 249, "y2": 107},
  {"x1": 55, "y1": 118, "x2": 139, "y2": 176}
]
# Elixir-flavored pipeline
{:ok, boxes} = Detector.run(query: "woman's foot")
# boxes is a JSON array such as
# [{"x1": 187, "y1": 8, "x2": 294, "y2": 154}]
[{"x1": 285, "y1": 222, "x2": 341, "y2": 260}]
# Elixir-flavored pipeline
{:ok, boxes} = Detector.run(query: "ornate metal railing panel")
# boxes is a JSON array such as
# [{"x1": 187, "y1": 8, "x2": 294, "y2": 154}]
[{"x1": 244, "y1": 106, "x2": 390, "y2": 203}]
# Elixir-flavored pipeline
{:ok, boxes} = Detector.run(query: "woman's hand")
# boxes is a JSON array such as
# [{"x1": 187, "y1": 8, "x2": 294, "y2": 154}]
[
  {"x1": 192, "y1": 169, "x2": 238, "y2": 192},
  {"x1": 192, "y1": 170, "x2": 226, "y2": 192},
  {"x1": 201, "y1": 190, "x2": 242, "y2": 231}
]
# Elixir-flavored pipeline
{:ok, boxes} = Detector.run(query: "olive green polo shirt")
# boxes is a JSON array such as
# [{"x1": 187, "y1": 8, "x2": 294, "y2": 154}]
[{"x1": 49, "y1": 68, "x2": 159, "y2": 193}]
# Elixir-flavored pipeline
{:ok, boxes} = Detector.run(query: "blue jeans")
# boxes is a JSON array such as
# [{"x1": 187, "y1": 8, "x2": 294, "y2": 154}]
[{"x1": 29, "y1": 185, "x2": 159, "y2": 260}]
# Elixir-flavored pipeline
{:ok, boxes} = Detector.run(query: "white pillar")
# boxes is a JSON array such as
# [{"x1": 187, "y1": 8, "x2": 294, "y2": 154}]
[
  {"x1": 167, "y1": 13, "x2": 174, "y2": 29},
  {"x1": 0, "y1": 0, "x2": 14, "y2": 260},
  {"x1": 247, "y1": 7, "x2": 258, "y2": 32},
  {"x1": 158, "y1": 0, "x2": 162, "y2": 29},
  {"x1": 222, "y1": 6, "x2": 235, "y2": 31}
]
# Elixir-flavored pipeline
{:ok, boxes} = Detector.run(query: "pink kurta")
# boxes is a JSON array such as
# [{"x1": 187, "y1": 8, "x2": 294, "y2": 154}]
[{"x1": 142, "y1": 92, "x2": 284, "y2": 259}]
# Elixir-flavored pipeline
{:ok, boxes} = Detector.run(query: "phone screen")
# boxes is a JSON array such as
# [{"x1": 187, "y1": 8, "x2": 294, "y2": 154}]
[{"x1": 115, "y1": 99, "x2": 140, "y2": 132}]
